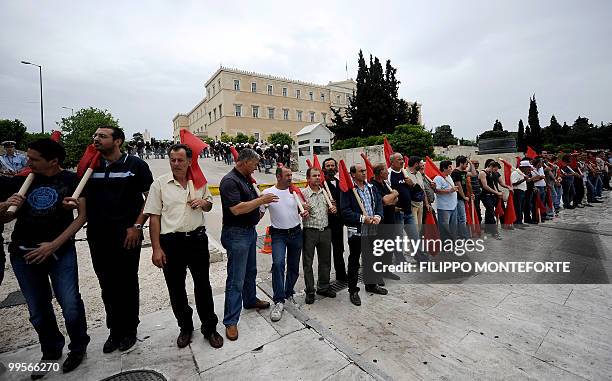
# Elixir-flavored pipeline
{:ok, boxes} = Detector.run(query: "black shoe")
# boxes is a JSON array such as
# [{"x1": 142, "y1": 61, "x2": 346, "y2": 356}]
[
  {"x1": 204, "y1": 330, "x2": 224, "y2": 349},
  {"x1": 365, "y1": 285, "x2": 388, "y2": 295},
  {"x1": 62, "y1": 351, "x2": 85, "y2": 373},
  {"x1": 349, "y1": 292, "x2": 361, "y2": 306},
  {"x1": 103, "y1": 335, "x2": 120, "y2": 354},
  {"x1": 118, "y1": 335, "x2": 137, "y2": 352},
  {"x1": 381, "y1": 272, "x2": 401, "y2": 280},
  {"x1": 316, "y1": 289, "x2": 337, "y2": 298},
  {"x1": 378, "y1": 279, "x2": 386, "y2": 287},
  {"x1": 305, "y1": 293, "x2": 315, "y2": 304},
  {"x1": 177, "y1": 330, "x2": 193, "y2": 348}
]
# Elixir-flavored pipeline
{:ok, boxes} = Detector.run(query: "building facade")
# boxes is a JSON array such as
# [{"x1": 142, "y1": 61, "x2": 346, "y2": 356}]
[{"x1": 172, "y1": 67, "x2": 356, "y2": 142}]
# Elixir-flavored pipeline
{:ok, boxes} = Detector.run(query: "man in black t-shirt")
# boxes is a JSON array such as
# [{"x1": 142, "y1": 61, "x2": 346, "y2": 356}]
[
  {"x1": 220, "y1": 148, "x2": 277, "y2": 341},
  {"x1": 0, "y1": 139, "x2": 89, "y2": 377},
  {"x1": 451, "y1": 155, "x2": 471, "y2": 239},
  {"x1": 82, "y1": 125, "x2": 153, "y2": 354},
  {"x1": 322, "y1": 158, "x2": 348, "y2": 282}
]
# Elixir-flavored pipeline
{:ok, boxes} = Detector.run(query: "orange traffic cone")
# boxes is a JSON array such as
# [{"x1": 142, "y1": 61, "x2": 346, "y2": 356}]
[{"x1": 260, "y1": 226, "x2": 272, "y2": 254}]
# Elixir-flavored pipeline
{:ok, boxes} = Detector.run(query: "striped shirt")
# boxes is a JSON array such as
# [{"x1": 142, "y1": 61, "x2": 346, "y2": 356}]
[{"x1": 301, "y1": 186, "x2": 328, "y2": 229}]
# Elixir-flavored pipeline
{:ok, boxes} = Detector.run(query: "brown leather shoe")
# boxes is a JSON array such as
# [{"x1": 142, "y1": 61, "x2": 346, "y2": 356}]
[
  {"x1": 225, "y1": 325, "x2": 238, "y2": 341},
  {"x1": 206, "y1": 330, "x2": 224, "y2": 348},
  {"x1": 177, "y1": 330, "x2": 193, "y2": 348},
  {"x1": 244, "y1": 299, "x2": 270, "y2": 310}
]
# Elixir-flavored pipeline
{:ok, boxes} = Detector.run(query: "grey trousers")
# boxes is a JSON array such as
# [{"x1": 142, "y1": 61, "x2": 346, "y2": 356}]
[{"x1": 302, "y1": 227, "x2": 332, "y2": 294}]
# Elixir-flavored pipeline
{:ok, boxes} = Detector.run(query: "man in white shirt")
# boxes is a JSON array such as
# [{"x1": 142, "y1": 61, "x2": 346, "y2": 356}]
[
  {"x1": 433, "y1": 160, "x2": 458, "y2": 241},
  {"x1": 262, "y1": 166, "x2": 309, "y2": 322},
  {"x1": 511, "y1": 161, "x2": 532, "y2": 227},
  {"x1": 144, "y1": 144, "x2": 223, "y2": 349},
  {"x1": 530, "y1": 158, "x2": 548, "y2": 221}
]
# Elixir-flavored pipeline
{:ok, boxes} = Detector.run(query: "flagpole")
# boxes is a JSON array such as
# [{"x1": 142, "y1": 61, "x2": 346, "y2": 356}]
[{"x1": 7, "y1": 173, "x2": 35, "y2": 213}]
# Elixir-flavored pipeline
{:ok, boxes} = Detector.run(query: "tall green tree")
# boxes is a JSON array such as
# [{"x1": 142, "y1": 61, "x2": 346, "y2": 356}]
[
  {"x1": 330, "y1": 50, "x2": 411, "y2": 140},
  {"x1": 267, "y1": 132, "x2": 293, "y2": 146},
  {"x1": 432, "y1": 125, "x2": 457, "y2": 147},
  {"x1": 0, "y1": 119, "x2": 28, "y2": 150},
  {"x1": 57, "y1": 107, "x2": 119, "y2": 168},
  {"x1": 389, "y1": 124, "x2": 434, "y2": 158},
  {"x1": 517, "y1": 119, "x2": 525, "y2": 152},
  {"x1": 407, "y1": 102, "x2": 420, "y2": 125},
  {"x1": 527, "y1": 95, "x2": 542, "y2": 151}
]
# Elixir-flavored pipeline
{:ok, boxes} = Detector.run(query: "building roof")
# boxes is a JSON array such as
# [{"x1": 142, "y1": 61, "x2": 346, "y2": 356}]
[{"x1": 296, "y1": 123, "x2": 333, "y2": 136}]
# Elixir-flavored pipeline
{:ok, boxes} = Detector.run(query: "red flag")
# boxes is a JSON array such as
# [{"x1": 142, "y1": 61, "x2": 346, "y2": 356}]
[
  {"x1": 465, "y1": 200, "x2": 473, "y2": 225},
  {"x1": 180, "y1": 129, "x2": 208, "y2": 189},
  {"x1": 525, "y1": 146, "x2": 538, "y2": 159},
  {"x1": 424, "y1": 156, "x2": 444, "y2": 180},
  {"x1": 495, "y1": 197, "x2": 505, "y2": 218},
  {"x1": 516, "y1": 156, "x2": 521, "y2": 168},
  {"x1": 423, "y1": 210, "x2": 440, "y2": 256},
  {"x1": 557, "y1": 159, "x2": 566, "y2": 168},
  {"x1": 403, "y1": 155, "x2": 409, "y2": 169},
  {"x1": 15, "y1": 167, "x2": 32, "y2": 176},
  {"x1": 535, "y1": 192, "x2": 546, "y2": 217},
  {"x1": 313, "y1": 154, "x2": 322, "y2": 171},
  {"x1": 383, "y1": 137, "x2": 393, "y2": 168},
  {"x1": 76, "y1": 144, "x2": 101, "y2": 177},
  {"x1": 500, "y1": 159, "x2": 513, "y2": 186},
  {"x1": 503, "y1": 191, "x2": 517, "y2": 227},
  {"x1": 360, "y1": 153, "x2": 374, "y2": 180},
  {"x1": 338, "y1": 160, "x2": 353, "y2": 192},
  {"x1": 289, "y1": 184, "x2": 306, "y2": 202},
  {"x1": 306, "y1": 159, "x2": 313, "y2": 168},
  {"x1": 50, "y1": 130, "x2": 61, "y2": 142},
  {"x1": 470, "y1": 199, "x2": 481, "y2": 237},
  {"x1": 230, "y1": 146, "x2": 239, "y2": 162}
]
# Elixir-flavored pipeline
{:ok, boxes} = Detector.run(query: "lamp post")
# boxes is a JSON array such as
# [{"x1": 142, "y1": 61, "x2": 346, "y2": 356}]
[
  {"x1": 21, "y1": 61, "x2": 44, "y2": 133},
  {"x1": 62, "y1": 106, "x2": 74, "y2": 116}
]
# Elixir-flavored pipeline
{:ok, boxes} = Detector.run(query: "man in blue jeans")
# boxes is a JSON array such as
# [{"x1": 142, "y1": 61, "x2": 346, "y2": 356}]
[
  {"x1": 220, "y1": 148, "x2": 277, "y2": 341},
  {"x1": 262, "y1": 166, "x2": 309, "y2": 322},
  {"x1": 434, "y1": 160, "x2": 459, "y2": 241},
  {"x1": 0, "y1": 139, "x2": 90, "y2": 379}
]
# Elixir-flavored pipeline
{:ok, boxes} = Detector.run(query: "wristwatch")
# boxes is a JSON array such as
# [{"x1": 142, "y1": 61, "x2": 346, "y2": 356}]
[{"x1": 133, "y1": 224, "x2": 143, "y2": 230}]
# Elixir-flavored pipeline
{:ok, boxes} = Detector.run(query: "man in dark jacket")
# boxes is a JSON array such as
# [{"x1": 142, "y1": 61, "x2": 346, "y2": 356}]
[
  {"x1": 322, "y1": 158, "x2": 347, "y2": 282},
  {"x1": 340, "y1": 163, "x2": 387, "y2": 306}
]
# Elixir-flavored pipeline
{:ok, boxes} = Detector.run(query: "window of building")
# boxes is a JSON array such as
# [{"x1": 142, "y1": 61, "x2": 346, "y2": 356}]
[
  {"x1": 252, "y1": 105, "x2": 259, "y2": 118},
  {"x1": 212, "y1": 84, "x2": 215, "y2": 94},
  {"x1": 235, "y1": 104, "x2": 241, "y2": 117},
  {"x1": 219, "y1": 104, "x2": 222, "y2": 117},
  {"x1": 234, "y1": 80, "x2": 240, "y2": 91},
  {"x1": 283, "y1": 109, "x2": 289, "y2": 120},
  {"x1": 322, "y1": 112, "x2": 327, "y2": 123},
  {"x1": 309, "y1": 91, "x2": 313, "y2": 101},
  {"x1": 218, "y1": 79, "x2": 221, "y2": 90},
  {"x1": 298, "y1": 146, "x2": 311, "y2": 157},
  {"x1": 320, "y1": 93, "x2": 325, "y2": 101},
  {"x1": 268, "y1": 107, "x2": 274, "y2": 119},
  {"x1": 298, "y1": 139, "x2": 310, "y2": 145},
  {"x1": 297, "y1": 110, "x2": 302, "y2": 121},
  {"x1": 282, "y1": 87, "x2": 287, "y2": 97},
  {"x1": 254, "y1": 132, "x2": 260, "y2": 141},
  {"x1": 336, "y1": 94, "x2": 341, "y2": 103},
  {"x1": 309, "y1": 111, "x2": 315, "y2": 122},
  {"x1": 296, "y1": 89, "x2": 301, "y2": 99},
  {"x1": 213, "y1": 109, "x2": 217, "y2": 120},
  {"x1": 313, "y1": 146, "x2": 330, "y2": 155},
  {"x1": 209, "y1": 112, "x2": 212, "y2": 123},
  {"x1": 267, "y1": 84, "x2": 273, "y2": 95},
  {"x1": 251, "y1": 82, "x2": 257, "y2": 93}
]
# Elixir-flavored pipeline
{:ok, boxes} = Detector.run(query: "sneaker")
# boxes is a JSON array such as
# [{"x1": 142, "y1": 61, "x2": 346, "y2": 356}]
[
  {"x1": 286, "y1": 295, "x2": 298, "y2": 307},
  {"x1": 270, "y1": 302, "x2": 284, "y2": 322},
  {"x1": 305, "y1": 293, "x2": 315, "y2": 304}
]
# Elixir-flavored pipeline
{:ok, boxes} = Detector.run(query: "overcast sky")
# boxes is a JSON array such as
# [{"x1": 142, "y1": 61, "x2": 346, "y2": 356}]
[{"x1": 1, "y1": 1, "x2": 610, "y2": 140}]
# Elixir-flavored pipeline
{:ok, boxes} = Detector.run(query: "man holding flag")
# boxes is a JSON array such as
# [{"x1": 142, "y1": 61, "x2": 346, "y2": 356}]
[
  {"x1": 82, "y1": 125, "x2": 153, "y2": 353},
  {"x1": 144, "y1": 142, "x2": 224, "y2": 349},
  {"x1": 322, "y1": 157, "x2": 348, "y2": 283}
]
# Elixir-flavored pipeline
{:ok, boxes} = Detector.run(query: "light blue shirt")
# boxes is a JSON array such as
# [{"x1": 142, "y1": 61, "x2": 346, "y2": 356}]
[
  {"x1": 0, "y1": 152, "x2": 27, "y2": 173},
  {"x1": 434, "y1": 175, "x2": 458, "y2": 211}
]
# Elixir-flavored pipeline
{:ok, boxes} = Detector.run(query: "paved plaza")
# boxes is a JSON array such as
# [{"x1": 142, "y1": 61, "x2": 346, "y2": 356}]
[{"x1": 0, "y1": 158, "x2": 611, "y2": 380}]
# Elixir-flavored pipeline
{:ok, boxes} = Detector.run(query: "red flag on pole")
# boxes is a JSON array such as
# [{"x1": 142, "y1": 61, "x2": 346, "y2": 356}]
[
  {"x1": 465, "y1": 200, "x2": 473, "y2": 225},
  {"x1": 403, "y1": 155, "x2": 409, "y2": 169},
  {"x1": 313, "y1": 154, "x2": 322, "y2": 171},
  {"x1": 423, "y1": 210, "x2": 440, "y2": 256},
  {"x1": 470, "y1": 199, "x2": 481, "y2": 237},
  {"x1": 383, "y1": 137, "x2": 393, "y2": 168},
  {"x1": 230, "y1": 146, "x2": 239, "y2": 162},
  {"x1": 503, "y1": 192, "x2": 517, "y2": 227},
  {"x1": 525, "y1": 146, "x2": 538, "y2": 159},
  {"x1": 76, "y1": 144, "x2": 101, "y2": 178},
  {"x1": 516, "y1": 156, "x2": 522, "y2": 168},
  {"x1": 180, "y1": 129, "x2": 208, "y2": 189},
  {"x1": 500, "y1": 159, "x2": 513, "y2": 187},
  {"x1": 338, "y1": 159, "x2": 353, "y2": 192},
  {"x1": 289, "y1": 184, "x2": 306, "y2": 202},
  {"x1": 50, "y1": 130, "x2": 61, "y2": 142},
  {"x1": 360, "y1": 153, "x2": 374, "y2": 180},
  {"x1": 424, "y1": 156, "x2": 444, "y2": 180},
  {"x1": 546, "y1": 186, "x2": 554, "y2": 211},
  {"x1": 495, "y1": 197, "x2": 505, "y2": 218},
  {"x1": 535, "y1": 192, "x2": 546, "y2": 219},
  {"x1": 306, "y1": 159, "x2": 313, "y2": 168}
]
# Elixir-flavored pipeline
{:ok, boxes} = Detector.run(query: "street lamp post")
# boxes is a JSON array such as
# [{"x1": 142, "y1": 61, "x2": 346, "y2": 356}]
[
  {"x1": 62, "y1": 106, "x2": 74, "y2": 116},
  {"x1": 21, "y1": 61, "x2": 44, "y2": 133}
]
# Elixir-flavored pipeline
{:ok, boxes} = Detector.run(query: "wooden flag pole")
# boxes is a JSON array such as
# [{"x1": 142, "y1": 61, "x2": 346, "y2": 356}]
[
  {"x1": 71, "y1": 168, "x2": 94, "y2": 199},
  {"x1": 7, "y1": 173, "x2": 35, "y2": 213},
  {"x1": 293, "y1": 192, "x2": 305, "y2": 213},
  {"x1": 352, "y1": 188, "x2": 367, "y2": 216}
]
